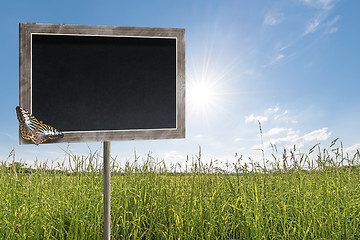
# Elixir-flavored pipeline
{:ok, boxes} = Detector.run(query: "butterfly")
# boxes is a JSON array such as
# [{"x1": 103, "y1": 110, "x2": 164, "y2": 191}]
[{"x1": 16, "y1": 106, "x2": 64, "y2": 145}]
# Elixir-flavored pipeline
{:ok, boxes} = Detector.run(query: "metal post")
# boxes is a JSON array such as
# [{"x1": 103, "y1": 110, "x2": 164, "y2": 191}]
[{"x1": 103, "y1": 141, "x2": 111, "y2": 240}]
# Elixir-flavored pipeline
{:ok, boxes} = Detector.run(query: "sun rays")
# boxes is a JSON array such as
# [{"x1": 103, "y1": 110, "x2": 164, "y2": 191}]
[{"x1": 187, "y1": 42, "x2": 238, "y2": 124}]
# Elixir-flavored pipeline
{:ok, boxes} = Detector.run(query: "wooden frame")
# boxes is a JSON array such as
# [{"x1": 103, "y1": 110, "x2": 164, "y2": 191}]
[{"x1": 19, "y1": 23, "x2": 185, "y2": 144}]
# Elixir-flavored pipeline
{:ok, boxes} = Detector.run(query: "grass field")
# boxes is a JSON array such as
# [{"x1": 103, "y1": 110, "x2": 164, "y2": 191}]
[{"x1": 1, "y1": 139, "x2": 360, "y2": 239}]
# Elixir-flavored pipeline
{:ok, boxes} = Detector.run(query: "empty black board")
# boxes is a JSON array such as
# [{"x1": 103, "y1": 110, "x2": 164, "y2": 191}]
[{"x1": 31, "y1": 34, "x2": 177, "y2": 132}]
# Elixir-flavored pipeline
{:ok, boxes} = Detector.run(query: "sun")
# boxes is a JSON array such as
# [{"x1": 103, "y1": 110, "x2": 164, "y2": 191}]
[
  {"x1": 188, "y1": 80, "x2": 218, "y2": 114},
  {"x1": 187, "y1": 40, "x2": 236, "y2": 122},
  {"x1": 187, "y1": 70, "x2": 227, "y2": 122}
]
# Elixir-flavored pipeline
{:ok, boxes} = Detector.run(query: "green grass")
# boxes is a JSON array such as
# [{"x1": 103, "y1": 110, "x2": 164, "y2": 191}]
[{"x1": 1, "y1": 140, "x2": 360, "y2": 239}]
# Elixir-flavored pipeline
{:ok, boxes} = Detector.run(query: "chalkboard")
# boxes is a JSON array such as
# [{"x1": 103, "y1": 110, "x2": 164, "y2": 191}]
[{"x1": 19, "y1": 23, "x2": 185, "y2": 144}]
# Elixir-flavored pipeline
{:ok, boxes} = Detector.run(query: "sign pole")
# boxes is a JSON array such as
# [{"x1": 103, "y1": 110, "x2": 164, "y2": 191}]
[{"x1": 103, "y1": 141, "x2": 111, "y2": 240}]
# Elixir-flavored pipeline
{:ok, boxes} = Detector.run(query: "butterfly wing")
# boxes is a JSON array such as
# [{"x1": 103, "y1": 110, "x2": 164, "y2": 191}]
[
  {"x1": 16, "y1": 106, "x2": 41, "y2": 126},
  {"x1": 19, "y1": 123, "x2": 32, "y2": 140},
  {"x1": 30, "y1": 132, "x2": 48, "y2": 145},
  {"x1": 16, "y1": 106, "x2": 64, "y2": 145},
  {"x1": 17, "y1": 106, "x2": 41, "y2": 140},
  {"x1": 46, "y1": 129, "x2": 64, "y2": 140},
  {"x1": 37, "y1": 123, "x2": 64, "y2": 140},
  {"x1": 16, "y1": 106, "x2": 26, "y2": 123}
]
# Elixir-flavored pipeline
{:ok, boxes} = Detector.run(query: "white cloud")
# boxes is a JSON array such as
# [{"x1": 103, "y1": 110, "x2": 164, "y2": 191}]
[
  {"x1": 327, "y1": 15, "x2": 340, "y2": 26},
  {"x1": 344, "y1": 144, "x2": 360, "y2": 155},
  {"x1": 163, "y1": 150, "x2": 188, "y2": 166},
  {"x1": 253, "y1": 134, "x2": 302, "y2": 150},
  {"x1": 320, "y1": 0, "x2": 335, "y2": 7},
  {"x1": 252, "y1": 127, "x2": 331, "y2": 150},
  {"x1": 323, "y1": 15, "x2": 340, "y2": 34},
  {"x1": 274, "y1": 110, "x2": 297, "y2": 123},
  {"x1": 245, "y1": 114, "x2": 268, "y2": 123},
  {"x1": 303, "y1": 13, "x2": 340, "y2": 36},
  {"x1": 277, "y1": 0, "x2": 339, "y2": 54},
  {"x1": 262, "y1": 127, "x2": 288, "y2": 137},
  {"x1": 164, "y1": 150, "x2": 183, "y2": 159},
  {"x1": 246, "y1": 106, "x2": 297, "y2": 125},
  {"x1": 301, "y1": 0, "x2": 336, "y2": 10},
  {"x1": 299, "y1": 128, "x2": 331, "y2": 141},
  {"x1": 304, "y1": 18, "x2": 321, "y2": 35},
  {"x1": 264, "y1": 54, "x2": 285, "y2": 67},
  {"x1": 261, "y1": 127, "x2": 299, "y2": 137},
  {"x1": 264, "y1": 12, "x2": 283, "y2": 26},
  {"x1": 326, "y1": 27, "x2": 339, "y2": 34},
  {"x1": 266, "y1": 106, "x2": 280, "y2": 114},
  {"x1": 272, "y1": 54, "x2": 285, "y2": 65}
]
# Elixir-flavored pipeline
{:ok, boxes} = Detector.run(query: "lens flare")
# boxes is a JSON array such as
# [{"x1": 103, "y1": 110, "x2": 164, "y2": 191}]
[{"x1": 188, "y1": 79, "x2": 219, "y2": 115}]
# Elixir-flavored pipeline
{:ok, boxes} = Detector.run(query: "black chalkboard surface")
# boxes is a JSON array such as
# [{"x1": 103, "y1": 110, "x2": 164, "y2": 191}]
[
  {"x1": 32, "y1": 34, "x2": 177, "y2": 131},
  {"x1": 19, "y1": 23, "x2": 185, "y2": 144}
]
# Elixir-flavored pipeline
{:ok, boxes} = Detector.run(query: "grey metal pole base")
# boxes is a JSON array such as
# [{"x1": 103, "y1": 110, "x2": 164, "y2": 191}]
[{"x1": 103, "y1": 141, "x2": 111, "y2": 240}]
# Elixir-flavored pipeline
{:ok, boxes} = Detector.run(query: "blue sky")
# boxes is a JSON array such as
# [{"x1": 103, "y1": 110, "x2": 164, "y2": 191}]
[{"x1": 1, "y1": 0, "x2": 359, "y2": 168}]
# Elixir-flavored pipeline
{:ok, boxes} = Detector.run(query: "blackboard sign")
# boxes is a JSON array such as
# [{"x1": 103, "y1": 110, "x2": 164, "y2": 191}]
[{"x1": 19, "y1": 23, "x2": 185, "y2": 144}]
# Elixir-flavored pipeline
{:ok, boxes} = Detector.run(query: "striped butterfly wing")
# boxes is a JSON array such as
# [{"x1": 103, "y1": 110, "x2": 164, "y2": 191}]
[
  {"x1": 19, "y1": 123, "x2": 32, "y2": 140},
  {"x1": 36, "y1": 122, "x2": 64, "y2": 141},
  {"x1": 16, "y1": 106, "x2": 64, "y2": 145},
  {"x1": 16, "y1": 106, "x2": 39, "y2": 140},
  {"x1": 30, "y1": 130, "x2": 49, "y2": 145}
]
